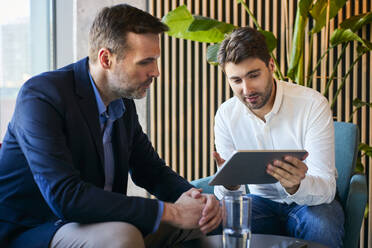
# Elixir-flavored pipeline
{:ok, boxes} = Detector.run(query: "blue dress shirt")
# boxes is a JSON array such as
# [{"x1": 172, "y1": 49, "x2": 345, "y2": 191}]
[{"x1": 88, "y1": 71, "x2": 163, "y2": 232}]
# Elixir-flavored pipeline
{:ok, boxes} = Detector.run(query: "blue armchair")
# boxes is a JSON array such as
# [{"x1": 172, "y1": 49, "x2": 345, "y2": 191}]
[{"x1": 190, "y1": 121, "x2": 367, "y2": 248}]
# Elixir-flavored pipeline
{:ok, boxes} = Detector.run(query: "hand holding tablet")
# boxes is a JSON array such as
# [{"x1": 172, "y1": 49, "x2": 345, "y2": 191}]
[{"x1": 209, "y1": 150, "x2": 308, "y2": 186}]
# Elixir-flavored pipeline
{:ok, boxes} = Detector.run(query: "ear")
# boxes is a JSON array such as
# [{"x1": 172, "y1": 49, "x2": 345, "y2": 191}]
[
  {"x1": 98, "y1": 48, "x2": 113, "y2": 69},
  {"x1": 268, "y1": 58, "x2": 275, "y2": 73}
]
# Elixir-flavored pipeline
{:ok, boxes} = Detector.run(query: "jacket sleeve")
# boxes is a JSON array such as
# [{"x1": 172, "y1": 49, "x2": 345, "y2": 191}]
[{"x1": 12, "y1": 80, "x2": 161, "y2": 236}]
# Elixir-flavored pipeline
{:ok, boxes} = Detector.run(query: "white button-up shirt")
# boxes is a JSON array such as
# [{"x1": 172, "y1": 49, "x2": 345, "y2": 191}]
[{"x1": 214, "y1": 81, "x2": 336, "y2": 206}]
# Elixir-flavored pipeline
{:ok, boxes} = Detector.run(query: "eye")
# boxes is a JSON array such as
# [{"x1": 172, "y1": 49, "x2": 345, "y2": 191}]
[
  {"x1": 138, "y1": 60, "x2": 151, "y2": 65},
  {"x1": 232, "y1": 78, "x2": 242, "y2": 84},
  {"x1": 248, "y1": 72, "x2": 260, "y2": 78}
]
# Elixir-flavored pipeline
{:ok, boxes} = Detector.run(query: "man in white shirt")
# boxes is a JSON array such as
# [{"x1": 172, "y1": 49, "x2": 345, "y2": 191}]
[{"x1": 213, "y1": 27, "x2": 344, "y2": 247}]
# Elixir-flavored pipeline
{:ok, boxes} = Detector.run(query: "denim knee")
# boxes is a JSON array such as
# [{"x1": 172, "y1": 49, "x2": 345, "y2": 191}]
[{"x1": 287, "y1": 200, "x2": 344, "y2": 248}]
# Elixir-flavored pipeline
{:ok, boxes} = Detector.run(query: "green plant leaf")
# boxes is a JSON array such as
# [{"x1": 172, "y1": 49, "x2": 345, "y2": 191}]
[
  {"x1": 162, "y1": 5, "x2": 232, "y2": 43},
  {"x1": 258, "y1": 30, "x2": 277, "y2": 53},
  {"x1": 357, "y1": 40, "x2": 372, "y2": 54},
  {"x1": 310, "y1": 0, "x2": 347, "y2": 33},
  {"x1": 355, "y1": 157, "x2": 364, "y2": 174},
  {"x1": 188, "y1": 16, "x2": 235, "y2": 34},
  {"x1": 359, "y1": 143, "x2": 372, "y2": 157},
  {"x1": 162, "y1": 5, "x2": 193, "y2": 36},
  {"x1": 207, "y1": 43, "x2": 220, "y2": 66},
  {"x1": 353, "y1": 98, "x2": 372, "y2": 109},
  {"x1": 288, "y1": 7, "x2": 308, "y2": 83},
  {"x1": 299, "y1": 0, "x2": 314, "y2": 17},
  {"x1": 364, "y1": 203, "x2": 369, "y2": 219},
  {"x1": 340, "y1": 12, "x2": 372, "y2": 32},
  {"x1": 330, "y1": 28, "x2": 365, "y2": 46}
]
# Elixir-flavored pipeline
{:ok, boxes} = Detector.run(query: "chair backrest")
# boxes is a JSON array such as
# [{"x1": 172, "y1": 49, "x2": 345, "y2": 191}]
[{"x1": 334, "y1": 121, "x2": 359, "y2": 207}]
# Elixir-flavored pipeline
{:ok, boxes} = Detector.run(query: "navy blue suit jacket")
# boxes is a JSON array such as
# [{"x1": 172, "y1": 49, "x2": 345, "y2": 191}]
[{"x1": 0, "y1": 58, "x2": 193, "y2": 247}]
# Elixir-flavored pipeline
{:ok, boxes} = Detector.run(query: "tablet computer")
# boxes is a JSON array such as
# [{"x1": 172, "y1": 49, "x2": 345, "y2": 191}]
[{"x1": 208, "y1": 150, "x2": 308, "y2": 186}]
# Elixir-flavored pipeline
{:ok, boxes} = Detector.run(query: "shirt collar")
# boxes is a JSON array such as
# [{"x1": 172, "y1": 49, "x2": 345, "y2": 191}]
[
  {"x1": 88, "y1": 71, "x2": 125, "y2": 123},
  {"x1": 270, "y1": 80, "x2": 283, "y2": 115}
]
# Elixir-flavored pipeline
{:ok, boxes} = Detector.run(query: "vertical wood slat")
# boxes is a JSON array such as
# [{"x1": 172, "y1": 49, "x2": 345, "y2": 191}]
[
  {"x1": 369, "y1": 15, "x2": 372, "y2": 248},
  {"x1": 282, "y1": 0, "x2": 289, "y2": 68},
  {"x1": 257, "y1": 0, "x2": 262, "y2": 27},
  {"x1": 186, "y1": 0, "x2": 193, "y2": 181},
  {"x1": 209, "y1": 0, "x2": 216, "y2": 176},
  {"x1": 202, "y1": 0, "x2": 208, "y2": 178},
  {"x1": 345, "y1": 2, "x2": 351, "y2": 121},
  {"x1": 249, "y1": 0, "x2": 254, "y2": 27},
  {"x1": 312, "y1": 30, "x2": 318, "y2": 90},
  {"x1": 164, "y1": 0, "x2": 170, "y2": 168},
  {"x1": 149, "y1": 0, "x2": 156, "y2": 149},
  {"x1": 360, "y1": 4, "x2": 368, "y2": 247},
  {"x1": 171, "y1": 0, "x2": 177, "y2": 172},
  {"x1": 156, "y1": 1, "x2": 163, "y2": 158},
  {"x1": 361, "y1": 1, "x2": 369, "y2": 245},
  {"x1": 217, "y1": 0, "x2": 223, "y2": 108},
  {"x1": 336, "y1": 12, "x2": 343, "y2": 122},
  {"x1": 352, "y1": 2, "x2": 359, "y2": 124},
  {"x1": 288, "y1": 0, "x2": 294, "y2": 59},
  {"x1": 194, "y1": 2, "x2": 200, "y2": 180},
  {"x1": 225, "y1": 0, "x2": 231, "y2": 100},
  {"x1": 327, "y1": 15, "x2": 335, "y2": 106},
  {"x1": 179, "y1": 0, "x2": 185, "y2": 178},
  {"x1": 273, "y1": 0, "x2": 278, "y2": 59}
]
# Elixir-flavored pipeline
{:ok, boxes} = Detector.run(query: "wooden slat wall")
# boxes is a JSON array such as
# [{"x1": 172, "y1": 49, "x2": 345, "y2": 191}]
[{"x1": 149, "y1": 0, "x2": 371, "y2": 246}]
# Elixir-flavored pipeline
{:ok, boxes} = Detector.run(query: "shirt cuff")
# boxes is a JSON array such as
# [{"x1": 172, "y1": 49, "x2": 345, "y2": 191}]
[
  {"x1": 214, "y1": 184, "x2": 246, "y2": 200},
  {"x1": 152, "y1": 200, "x2": 164, "y2": 233},
  {"x1": 284, "y1": 175, "x2": 311, "y2": 204}
]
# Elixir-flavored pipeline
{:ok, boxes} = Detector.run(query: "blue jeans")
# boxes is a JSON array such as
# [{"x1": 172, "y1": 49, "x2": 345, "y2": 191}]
[{"x1": 249, "y1": 194, "x2": 344, "y2": 248}]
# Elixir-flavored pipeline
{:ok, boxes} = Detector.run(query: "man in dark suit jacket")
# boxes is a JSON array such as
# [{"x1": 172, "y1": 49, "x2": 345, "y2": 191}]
[{"x1": 0, "y1": 4, "x2": 221, "y2": 248}]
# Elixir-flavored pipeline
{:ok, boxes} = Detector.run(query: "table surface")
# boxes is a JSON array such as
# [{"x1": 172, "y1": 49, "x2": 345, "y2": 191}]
[{"x1": 176, "y1": 234, "x2": 328, "y2": 248}]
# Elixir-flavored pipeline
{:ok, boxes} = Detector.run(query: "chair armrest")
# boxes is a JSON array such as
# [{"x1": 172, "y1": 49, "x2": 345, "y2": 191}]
[
  {"x1": 343, "y1": 174, "x2": 367, "y2": 248},
  {"x1": 190, "y1": 176, "x2": 214, "y2": 194}
]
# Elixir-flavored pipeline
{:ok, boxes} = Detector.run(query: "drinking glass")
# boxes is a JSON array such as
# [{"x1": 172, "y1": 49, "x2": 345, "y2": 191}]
[{"x1": 222, "y1": 193, "x2": 252, "y2": 248}]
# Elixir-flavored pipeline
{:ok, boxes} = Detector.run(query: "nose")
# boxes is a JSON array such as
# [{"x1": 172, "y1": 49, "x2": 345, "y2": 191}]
[
  {"x1": 151, "y1": 61, "x2": 160, "y2": 78},
  {"x1": 241, "y1": 80, "x2": 252, "y2": 95}
]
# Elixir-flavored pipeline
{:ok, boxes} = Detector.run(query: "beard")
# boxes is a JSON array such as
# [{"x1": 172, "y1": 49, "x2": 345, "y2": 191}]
[
  {"x1": 109, "y1": 75, "x2": 153, "y2": 100},
  {"x1": 241, "y1": 77, "x2": 274, "y2": 110}
]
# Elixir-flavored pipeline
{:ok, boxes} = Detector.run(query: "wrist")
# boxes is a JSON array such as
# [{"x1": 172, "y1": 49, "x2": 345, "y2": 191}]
[
  {"x1": 224, "y1": 185, "x2": 241, "y2": 191},
  {"x1": 286, "y1": 184, "x2": 300, "y2": 195},
  {"x1": 161, "y1": 202, "x2": 178, "y2": 224}
]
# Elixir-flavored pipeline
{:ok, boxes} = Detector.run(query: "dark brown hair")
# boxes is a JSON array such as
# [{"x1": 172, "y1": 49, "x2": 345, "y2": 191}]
[
  {"x1": 217, "y1": 27, "x2": 270, "y2": 69},
  {"x1": 88, "y1": 4, "x2": 169, "y2": 63}
]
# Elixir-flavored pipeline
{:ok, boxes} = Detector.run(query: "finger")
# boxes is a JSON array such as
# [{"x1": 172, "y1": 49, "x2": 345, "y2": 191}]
[
  {"x1": 200, "y1": 207, "x2": 222, "y2": 234},
  {"x1": 212, "y1": 151, "x2": 225, "y2": 167},
  {"x1": 273, "y1": 160, "x2": 305, "y2": 178},
  {"x1": 302, "y1": 152, "x2": 309, "y2": 160},
  {"x1": 184, "y1": 188, "x2": 202, "y2": 197},
  {"x1": 190, "y1": 188, "x2": 203, "y2": 199},
  {"x1": 267, "y1": 164, "x2": 300, "y2": 186},
  {"x1": 201, "y1": 194, "x2": 219, "y2": 217},
  {"x1": 283, "y1": 156, "x2": 308, "y2": 172}
]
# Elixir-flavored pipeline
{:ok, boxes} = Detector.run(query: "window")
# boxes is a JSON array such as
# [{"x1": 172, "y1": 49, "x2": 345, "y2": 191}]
[{"x1": 0, "y1": 0, "x2": 54, "y2": 140}]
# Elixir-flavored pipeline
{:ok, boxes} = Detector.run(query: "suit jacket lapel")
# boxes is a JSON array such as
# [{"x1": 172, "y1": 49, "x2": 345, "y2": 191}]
[{"x1": 73, "y1": 58, "x2": 105, "y2": 170}]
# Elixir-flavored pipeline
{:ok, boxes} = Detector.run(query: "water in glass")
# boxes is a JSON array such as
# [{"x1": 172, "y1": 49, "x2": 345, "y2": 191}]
[{"x1": 223, "y1": 227, "x2": 251, "y2": 248}]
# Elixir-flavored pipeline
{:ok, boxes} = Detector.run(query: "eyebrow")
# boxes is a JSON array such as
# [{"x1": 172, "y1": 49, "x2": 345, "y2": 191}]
[
  {"x1": 136, "y1": 57, "x2": 156, "y2": 64},
  {"x1": 229, "y1": 68, "x2": 261, "y2": 80}
]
